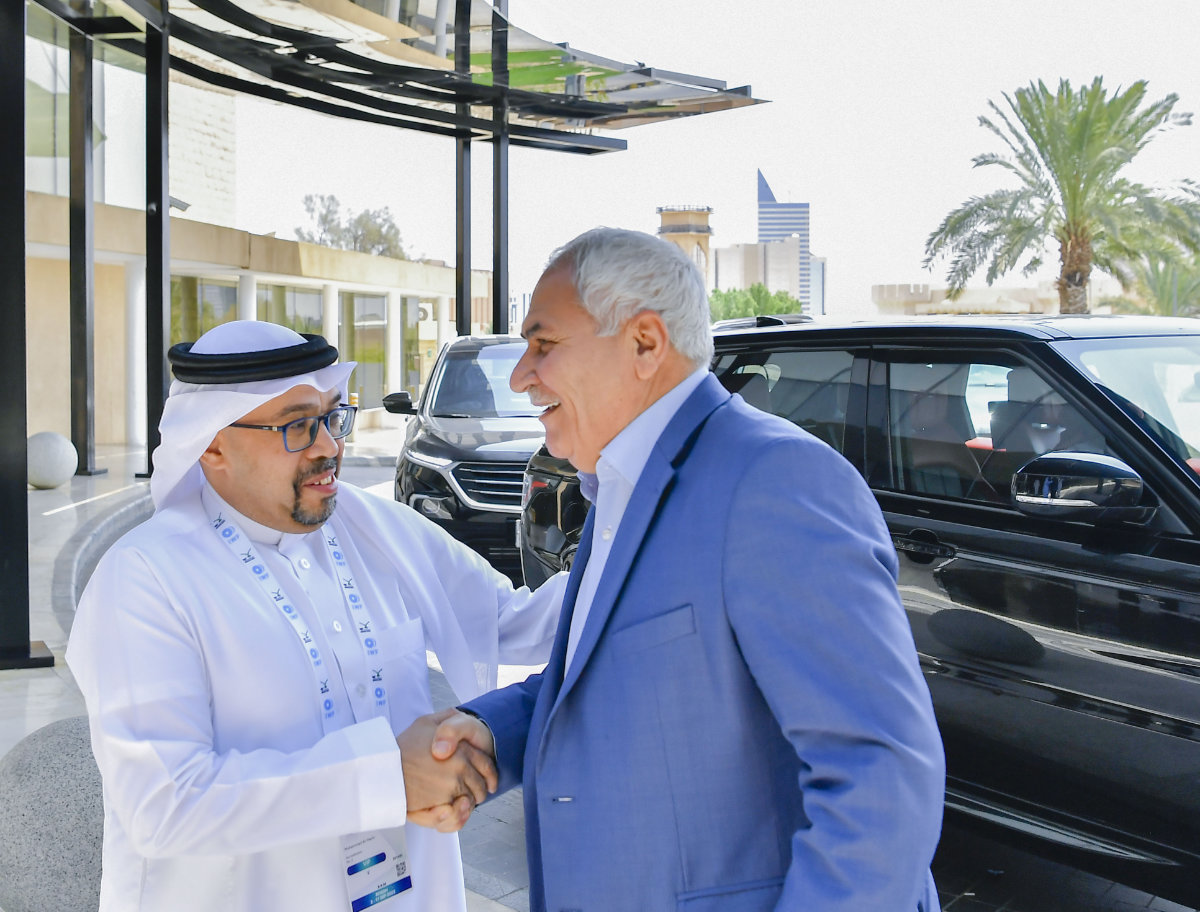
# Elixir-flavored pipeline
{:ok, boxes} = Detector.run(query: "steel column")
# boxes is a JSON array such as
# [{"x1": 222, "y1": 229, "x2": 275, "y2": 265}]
[
  {"x1": 69, "y1": 12, "x2": 105, "y2": 476},
  {"x1": 0, "y1": 0, "x2": 54, "y2": 669},
  {"x1": 453, "y1": 0, "x2": 470, "y2": 335},
  {"x1": 141, "y1": 12, "x2": 170, "y2": 477},
  {"x1": 490, "y1": 0, "x2": 509, "y2": 333}
]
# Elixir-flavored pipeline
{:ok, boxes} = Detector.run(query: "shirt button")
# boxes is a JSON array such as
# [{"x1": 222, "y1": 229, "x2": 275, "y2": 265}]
[
  {"x1": 332, "y1": 620, "x2": 343, "y2": 633},
  {"x1": 601, "y1": 527, "x2": 612, "y2": 541},
  {"x1": 356, "y1": 684, "x2": 367, "y2": 698},
  {"x1": 298, "y1": 558, "x2": 311, "y2": 570}
]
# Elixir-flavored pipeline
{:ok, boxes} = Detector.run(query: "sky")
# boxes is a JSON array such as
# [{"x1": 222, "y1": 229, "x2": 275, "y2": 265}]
[{"x1": 233, "y1": 0, "x2": 1200, "y2": 318}]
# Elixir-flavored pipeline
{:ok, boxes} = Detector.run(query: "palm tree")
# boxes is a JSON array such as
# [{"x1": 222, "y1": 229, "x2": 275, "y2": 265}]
[
  {"x1": 924, "y1": 77, "x2": 1200, "y2": 313},
  {"x1": 1108, "y1": 252, "x2": 1200, "y2": 316}
]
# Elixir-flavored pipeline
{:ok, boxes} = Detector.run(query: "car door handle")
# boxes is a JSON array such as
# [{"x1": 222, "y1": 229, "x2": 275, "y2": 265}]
[{"x1": 892, "y1": 533, "x2": 956, "y2": 561}]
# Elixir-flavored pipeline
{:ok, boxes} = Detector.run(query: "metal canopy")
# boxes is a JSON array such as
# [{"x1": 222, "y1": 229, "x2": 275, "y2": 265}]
[
  {"x1": 152, "y1": 0, "x2": 762, "y2": 151},
  {"x1": 4, "y1": 0, "x2": 764, "y2": 669}
]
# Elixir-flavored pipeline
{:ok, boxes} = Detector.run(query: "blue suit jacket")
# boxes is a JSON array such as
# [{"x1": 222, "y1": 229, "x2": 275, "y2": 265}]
[{"x1": 467, "y1": 374, "x2": 945, "y2": 912}]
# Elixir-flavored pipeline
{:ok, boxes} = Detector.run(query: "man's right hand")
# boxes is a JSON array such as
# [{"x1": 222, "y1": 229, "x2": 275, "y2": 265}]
[
  {"x1": 396, "y1": 708, "x2": 497, "y2": 832},
  {"x1": 405, "y1": 710, "x2": 497, "y2": 832}
]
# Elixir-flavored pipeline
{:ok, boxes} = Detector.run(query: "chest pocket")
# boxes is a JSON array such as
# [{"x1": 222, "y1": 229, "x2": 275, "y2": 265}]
[{"x1": 375, "y1": 617, "x2": 433, "y2": 733}]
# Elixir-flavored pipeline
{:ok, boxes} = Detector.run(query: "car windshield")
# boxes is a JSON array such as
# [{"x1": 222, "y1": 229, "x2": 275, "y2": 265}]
[
  {"x1": 1053, "y1": 335, "x2": 1200, "y2": 473},
  {"x1": 429, "y1": 342, "x2": 538, "y2": 418}
]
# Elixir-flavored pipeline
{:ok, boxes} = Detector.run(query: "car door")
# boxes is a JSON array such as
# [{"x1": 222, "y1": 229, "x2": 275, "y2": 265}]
[
  {"x1": 864, "y1": 344, "x2": 1200, "y2": 895},
  {"x1": 711, "y1": 341, "x2": 870, "y2": 468}
]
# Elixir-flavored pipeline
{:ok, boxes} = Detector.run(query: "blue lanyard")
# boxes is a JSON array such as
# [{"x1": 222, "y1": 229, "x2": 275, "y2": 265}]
[{"x1": 208, "y1": 508, "x2": 390, "y2": 733}]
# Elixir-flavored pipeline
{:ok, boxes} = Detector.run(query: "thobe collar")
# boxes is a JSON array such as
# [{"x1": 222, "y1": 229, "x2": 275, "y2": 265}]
[{"x1": 199, "y1": 480, "x2": 316, "y2": 551}]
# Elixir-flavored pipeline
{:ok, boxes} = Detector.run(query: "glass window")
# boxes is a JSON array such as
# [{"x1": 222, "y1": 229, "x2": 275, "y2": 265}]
[
  {"x1": 880, "y1": 357, "x2": 1115, "y2": 503},
  {"x1": 430, "y1": 343, "x2": 536, "y2": 418},
  {"x1": 170, "y1": 277, "x2": 236, "y2": 345},
  {"x1": 257, "y1": 285, "x2": 322, "y2": 335},
  {"x1": 713, "y1": 349, "x2": 854, "y2": 452},
  {"x1": 340, "y1": 292, "x2": 387, "y2": 409},
  {"x1": 1054, "y1": 337, "x2": 1200, "y2": 477}
]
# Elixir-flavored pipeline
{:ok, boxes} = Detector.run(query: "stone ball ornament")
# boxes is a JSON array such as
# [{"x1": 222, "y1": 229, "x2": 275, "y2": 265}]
[
  {"x1": 0, "y1": 716, "x2": 102, "y2": 912},
  {"x1": 27, "y1": 431, "x2": 78, "y2": 489}
]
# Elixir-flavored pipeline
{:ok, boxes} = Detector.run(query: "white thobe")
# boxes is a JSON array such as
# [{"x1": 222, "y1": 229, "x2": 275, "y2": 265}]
[{"x1": 67, "y1": 481, "x2": 565, "y2": 912}]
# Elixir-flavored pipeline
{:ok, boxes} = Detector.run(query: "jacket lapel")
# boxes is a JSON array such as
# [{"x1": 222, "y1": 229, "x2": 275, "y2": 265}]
[{"x1": 553, "y1": 374, "x2": 731, "y2": 703}]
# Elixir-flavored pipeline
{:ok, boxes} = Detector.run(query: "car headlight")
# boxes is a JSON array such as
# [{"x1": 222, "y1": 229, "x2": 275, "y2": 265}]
[{"x1": 404, "y1": 449, "x2": 455, "y2": 470}]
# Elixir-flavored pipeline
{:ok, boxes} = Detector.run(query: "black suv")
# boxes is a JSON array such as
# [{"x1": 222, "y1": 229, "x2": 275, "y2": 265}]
[
  {"x1": 520, "y1": 315, "x2": 1200, "y2": 906},
  {"x1": 384, "y1": 335, "x2": 543, "y2": 584}
]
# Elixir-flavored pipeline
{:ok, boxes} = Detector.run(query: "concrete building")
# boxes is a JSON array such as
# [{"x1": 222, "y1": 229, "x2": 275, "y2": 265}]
[
  {"x1": 656, "y1": 205, "x2": 714, "y2": 288},
  {"x1": 709, "y1": 170, "x2": 824, "y2": 315},
  {"x1": 872, "y1": 282, "x2": 1059, "y2": 316},
  {"x1": 26, "y1": 191, "x2": 494, "y2": 446}
]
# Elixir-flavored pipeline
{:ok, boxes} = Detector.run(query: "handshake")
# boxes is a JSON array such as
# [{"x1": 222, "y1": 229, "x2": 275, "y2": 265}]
[{"x1": 396, "y1": 708, "x2": 496, "y2": 833}]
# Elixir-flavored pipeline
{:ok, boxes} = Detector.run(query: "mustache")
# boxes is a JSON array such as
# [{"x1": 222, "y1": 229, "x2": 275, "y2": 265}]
[{"x1": 298, "y1": 458, "x2": 339, "y2": 483}]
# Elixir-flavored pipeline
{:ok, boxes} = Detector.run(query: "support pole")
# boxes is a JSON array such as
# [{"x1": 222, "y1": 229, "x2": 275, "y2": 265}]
[
  {"x1": 0, "y1": 0, "x2": 53, "y2": 669},
  {"x1": 69, "y1": 14, "x2": 105, "y2": 476},
  {"x1": 453, "y1": 0, "x2": 471, "y2": 336},
  {"x1": 141, "y1": 9, "x2": 170, "y2": 478},
  {"x1": 491, "y1": 0, "x2": 509, "y2": 334}
]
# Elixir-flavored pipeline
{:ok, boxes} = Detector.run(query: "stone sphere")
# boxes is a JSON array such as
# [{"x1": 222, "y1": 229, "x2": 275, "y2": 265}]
[
  {"x1": 27, "y1": 431, "x2": 78, "y2": 489},
  {"x1": 0, "y1": 716, "x2": 102, "y2": 912}
]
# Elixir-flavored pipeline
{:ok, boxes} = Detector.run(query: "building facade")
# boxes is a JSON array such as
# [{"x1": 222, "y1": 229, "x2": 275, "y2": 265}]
[
  {"x1": 757, "y1": 169, "x2": 812, "y2": 307},
  {"x1": 656, "y1": 205, "x2": 714, "y2": 288}
]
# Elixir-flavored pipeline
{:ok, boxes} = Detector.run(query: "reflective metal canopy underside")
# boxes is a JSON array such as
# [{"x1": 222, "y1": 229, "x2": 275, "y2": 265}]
[{"x1": 99, "y1": 0, "x2": 765, "y2": 153}]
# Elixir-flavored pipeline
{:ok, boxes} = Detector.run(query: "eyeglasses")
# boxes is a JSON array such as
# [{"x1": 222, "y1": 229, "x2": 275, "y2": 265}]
[{"x1": 229, "y1": 405, "x2": 358, "y2": 452}]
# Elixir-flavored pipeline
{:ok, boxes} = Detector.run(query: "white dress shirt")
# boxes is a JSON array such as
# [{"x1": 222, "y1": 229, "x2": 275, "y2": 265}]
[{"x1": 564, "y1": 368, "x2": 709, "y2": 671}]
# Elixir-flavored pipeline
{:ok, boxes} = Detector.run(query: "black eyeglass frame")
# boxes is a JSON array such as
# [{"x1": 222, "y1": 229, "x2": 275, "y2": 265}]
[{"x1": 228, "y1": 405, "x2": 358, "y2": 452}]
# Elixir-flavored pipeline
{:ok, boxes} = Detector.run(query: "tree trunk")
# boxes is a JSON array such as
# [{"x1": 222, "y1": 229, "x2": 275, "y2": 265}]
[{"x1": 1057, "y1": 234, "x2": 1092, "y2": 314}]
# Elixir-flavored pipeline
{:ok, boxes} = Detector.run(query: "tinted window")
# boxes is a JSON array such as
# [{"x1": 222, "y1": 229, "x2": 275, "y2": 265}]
[
  {"x1": 880, "y1": 356, "x2": 1116, "y2": 503},
  {"x1": 714, "y1": 349, "x2": 854, "y2": 452},
  {"x1": 430, "y1": 343, "x2": 536, "y2": 418}
]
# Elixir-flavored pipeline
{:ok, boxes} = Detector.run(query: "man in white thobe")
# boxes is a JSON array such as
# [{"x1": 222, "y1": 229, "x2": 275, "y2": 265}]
[{"x1": 66, "y1": 321, "x2": 565, "y2": 912}]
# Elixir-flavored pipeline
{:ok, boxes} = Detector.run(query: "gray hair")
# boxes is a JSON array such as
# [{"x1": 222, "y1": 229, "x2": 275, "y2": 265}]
[{"x1": 545, "y1": 227, "x2": 715, "y2": 368}]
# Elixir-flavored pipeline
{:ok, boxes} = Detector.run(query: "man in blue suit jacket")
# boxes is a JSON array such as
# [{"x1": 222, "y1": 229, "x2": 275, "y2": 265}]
[{"x1": 420, "y1": 228, "x2": 945, "y2": 911}]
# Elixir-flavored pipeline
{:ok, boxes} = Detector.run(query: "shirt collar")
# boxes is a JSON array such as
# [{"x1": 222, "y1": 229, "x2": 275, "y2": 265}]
[
  {"x1": 578, "y1": 367, "x2": 709, "y2": 503},
  {"x1": 200, "y1": 479, "x2": 308, "y2": 549}
]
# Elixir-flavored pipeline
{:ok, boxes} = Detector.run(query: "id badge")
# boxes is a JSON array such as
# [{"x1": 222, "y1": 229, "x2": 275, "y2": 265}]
[{"x1": 342, "y1": 827, "x2": 412, "y2": 911}]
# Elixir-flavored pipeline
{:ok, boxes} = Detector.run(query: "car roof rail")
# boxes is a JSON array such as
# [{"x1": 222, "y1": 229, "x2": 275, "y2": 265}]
[{"x1": 712, "y1": 313, "x2": 813, "y2": 329}]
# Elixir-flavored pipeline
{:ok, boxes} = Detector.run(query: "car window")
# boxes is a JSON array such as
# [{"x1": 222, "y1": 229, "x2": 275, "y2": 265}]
[
  {"x1": 1054, "y1": 336, "x2": 1200, "y2": 477},
  {"x1": 713, "y1": 349, "x2": 854, "y2": 452},
  {"x1": 878, "y1": 356, "x2": 1117, "y2": 504},
  {"x1": 430, "y1": 343, "x2": 536, "y2": 418}
]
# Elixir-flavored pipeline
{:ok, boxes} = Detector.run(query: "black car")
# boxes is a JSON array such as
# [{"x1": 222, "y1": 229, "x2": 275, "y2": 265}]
[
  {"x1": 384, "y1": 335, "x2": 543, "y2": 584},
  {"x1": 520, "y1": 315, "x2": 1200, "y2": 906}
]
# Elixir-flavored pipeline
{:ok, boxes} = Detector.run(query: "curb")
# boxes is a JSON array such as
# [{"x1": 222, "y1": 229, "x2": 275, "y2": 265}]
[{"x1": 50, "y1": 487, "x2": 154, "y2": 626}]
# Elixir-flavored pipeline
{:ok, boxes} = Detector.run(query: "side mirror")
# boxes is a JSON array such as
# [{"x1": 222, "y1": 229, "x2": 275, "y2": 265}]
[
  {"x1": 382, "y1": 391, "x2": 416, "y2": 415},
  {"x1": 1011, "y1": 452, "x2": 1155, "y2": 525}
]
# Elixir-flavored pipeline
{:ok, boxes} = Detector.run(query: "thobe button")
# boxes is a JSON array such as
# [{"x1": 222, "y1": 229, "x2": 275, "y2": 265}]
[
  {"x1": 600, "y1": 527, "x2": 612, "y2": 541},
  {"x1": 298, "y1": 558, "x2": 311, "y2": 570},
  {"x1": 356, "y1": 683, "x2": 367, "y2": 697},
  {"x1": 332, "y1": 620, "x2": 343, "y2": 633}
]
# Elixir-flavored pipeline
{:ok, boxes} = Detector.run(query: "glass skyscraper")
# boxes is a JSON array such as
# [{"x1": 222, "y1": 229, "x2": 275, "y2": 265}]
[{"x1": 757, "y1": 170, "x2": 812, "y2": 308}]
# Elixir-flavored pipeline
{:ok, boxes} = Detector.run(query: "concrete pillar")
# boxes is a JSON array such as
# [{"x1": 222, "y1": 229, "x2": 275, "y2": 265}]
[
  {"x1": 386, "y1": 290, "x2": 402, "y2": 395},
  {"x1": 322, "y1": 283, "x2": 339, "y2": 349},
  {"x1": 124, "y1": 258, "x2": 146, "y2": 447},
  {"x1": 236, "y1": 274, "x2": 256, "y2": 322},
  {"x1": 436, "y1": 295, "x2": 452, "y2": 350}
]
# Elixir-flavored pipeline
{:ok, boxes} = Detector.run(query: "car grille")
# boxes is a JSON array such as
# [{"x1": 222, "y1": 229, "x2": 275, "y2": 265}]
[{"x1": 451, "y1": 461, "x2": 526, "y2": 508}]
